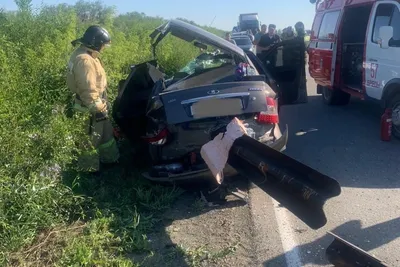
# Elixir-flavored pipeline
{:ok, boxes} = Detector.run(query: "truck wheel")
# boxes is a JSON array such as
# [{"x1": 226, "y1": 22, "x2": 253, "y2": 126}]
[
  {"x1": 386, "y1": 93, "x2": 400, "y2": 139},
  {"x1": 322, "y1": 86, "x2": 351, "y2": 106}
]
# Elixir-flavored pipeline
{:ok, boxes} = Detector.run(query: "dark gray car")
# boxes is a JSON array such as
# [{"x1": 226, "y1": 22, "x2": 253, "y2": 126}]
[
  {"x1": 232, "y1": 35, "x2": 254, "y2": 52},
  {"x1": 113, "y1": 19, "x2": 305, "y2": 182}
]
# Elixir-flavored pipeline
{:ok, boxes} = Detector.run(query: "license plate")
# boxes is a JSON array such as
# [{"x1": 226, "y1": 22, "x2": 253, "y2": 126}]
[{"x1": 191, "y1": 98, "x2": 243, "y2": 118}]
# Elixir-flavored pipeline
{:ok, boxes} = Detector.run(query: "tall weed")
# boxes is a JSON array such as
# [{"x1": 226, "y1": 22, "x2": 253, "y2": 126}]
[{"x1": 0, "y1": 0, "x2": 223, "y2": 265}]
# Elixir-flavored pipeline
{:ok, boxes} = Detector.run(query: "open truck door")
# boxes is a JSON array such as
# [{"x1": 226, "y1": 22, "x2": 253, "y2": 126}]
[
  {"x1": 308, "y1": 10, "x2": 341, "y2": 88},
  {"x1": 246, "y1": 37, "x2": 309, "y2": 107},
  {"x1": 308, "y1": 9, "x2": 342, "y2": 98}
]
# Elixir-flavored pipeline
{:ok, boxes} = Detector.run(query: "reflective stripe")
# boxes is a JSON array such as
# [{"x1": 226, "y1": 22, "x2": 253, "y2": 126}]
[
  {"x1": 99, "y1": 138, "x2": 119, "y2": 163},
  {"x1": 98, "y1": 138, "x2": 116, "y2": 150},
  {"x1": 88, "y1": 102, "x2": 98, "y2": 111},
  {"x1": 73, "y1": 103, "x2": 89, "y2": 113}
]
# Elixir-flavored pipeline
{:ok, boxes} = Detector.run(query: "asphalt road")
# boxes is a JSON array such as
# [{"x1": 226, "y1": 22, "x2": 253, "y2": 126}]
[{"x1": 252, "y1": 72, "x2": 400, "y2": 266}]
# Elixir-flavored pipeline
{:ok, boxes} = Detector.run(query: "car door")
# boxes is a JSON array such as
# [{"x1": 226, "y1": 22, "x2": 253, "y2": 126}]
[
  {"x1": 308, "y1": 12, "x2": 323, "y2": 80},
  {"x1": 112, "y1": 60, "x2": 164, "y2": 142},
  {"x1": 365, "y1": 1, "x2": 400, "y2": 100},
  {"x1": 245, "y1": 51, "x2": 279, "y2": 92},
  {"x1": 245, "y1": 38, "x2": 308, "y2": 106},
  {"x1": 309, "y1": 10, "x2": 341, "y2": 87}
]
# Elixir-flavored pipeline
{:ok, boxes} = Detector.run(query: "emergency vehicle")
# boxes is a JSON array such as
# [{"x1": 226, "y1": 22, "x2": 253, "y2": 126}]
[{"x1": 308, "y1": 0, "x2": 400, "y2": 138}]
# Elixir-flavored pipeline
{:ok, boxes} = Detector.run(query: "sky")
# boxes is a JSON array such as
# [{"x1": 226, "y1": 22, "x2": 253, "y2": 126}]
[{"x1": 1, "y1": 0, "x2": 317, "y2": 31}]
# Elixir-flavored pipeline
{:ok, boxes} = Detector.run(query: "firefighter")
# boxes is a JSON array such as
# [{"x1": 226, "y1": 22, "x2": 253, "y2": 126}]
[
  {"x1": 67, "y1": 25, "x2": 120, "y2": 173},
  {"x1": 295, "y1": 21, "x2": 306, "y2": 38},
  {"x1": 281, "y1": 26, "x2": 295, "y2": 41}
]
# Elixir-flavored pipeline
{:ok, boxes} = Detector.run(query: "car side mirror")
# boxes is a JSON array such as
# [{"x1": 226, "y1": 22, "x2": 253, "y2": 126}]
[{"x1": 378, "y1": 26, "x2": 393, "y2": 49}]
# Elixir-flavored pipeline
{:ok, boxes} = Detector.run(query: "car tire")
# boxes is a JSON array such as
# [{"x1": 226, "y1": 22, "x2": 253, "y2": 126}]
[
  {"x1": 386, "y1": 92, "x2": 400, "y2": 139},
  {"x1": 322, "y1": 86, "x2": 351, "y2": 106}
]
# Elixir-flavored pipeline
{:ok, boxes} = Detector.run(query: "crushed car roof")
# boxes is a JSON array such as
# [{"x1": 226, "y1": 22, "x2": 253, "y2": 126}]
[{"x1": 149, "y1": 19, "x2": 246, "y2": 59}]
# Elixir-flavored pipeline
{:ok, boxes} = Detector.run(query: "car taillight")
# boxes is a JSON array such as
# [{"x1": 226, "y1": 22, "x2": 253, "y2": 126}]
[
  {"x1": 142, "y1": 128, "x2": 169, "y2": 145},
  {"x1": 255, "y1": 97, "x2": 279, "y2": 124}
]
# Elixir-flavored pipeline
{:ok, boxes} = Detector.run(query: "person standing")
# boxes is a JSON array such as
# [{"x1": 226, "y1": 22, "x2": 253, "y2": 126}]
[
  {"x1": 67, "y1": 25, "x2": 120, "y2": 173},
  {"x1": 281, "y1": 26, "x2": 295, "y2": 41},
  {"x1": 293, "y1": 21, "x2": 308, "y2": 103},
  {"x1": 253, "y1": 24, "x2": 267, "y2": 57},
  {"x1": 258, "y1": 24, "x2": 281, "y2": 69}
]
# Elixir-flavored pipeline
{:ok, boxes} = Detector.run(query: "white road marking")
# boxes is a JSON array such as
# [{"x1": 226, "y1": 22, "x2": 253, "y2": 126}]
[{"x1": 271, "y1": 198, "x2": 303, "y2": 267}]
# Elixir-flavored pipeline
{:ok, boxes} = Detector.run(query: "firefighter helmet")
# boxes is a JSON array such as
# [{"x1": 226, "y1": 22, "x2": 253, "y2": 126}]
[{"x1": 72, "y1": 25, "x2": 111, "y2": 51}]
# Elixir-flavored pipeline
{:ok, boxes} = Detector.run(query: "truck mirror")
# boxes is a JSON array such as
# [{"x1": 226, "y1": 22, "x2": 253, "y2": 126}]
[{"x1": 378, "y1": 26, "x2": 393, "y2": 49}]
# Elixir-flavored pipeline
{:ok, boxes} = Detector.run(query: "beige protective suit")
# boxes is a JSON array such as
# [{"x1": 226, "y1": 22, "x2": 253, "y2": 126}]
[{"x1": 67, "y1": 45, "x2": 119, "y2": 172}]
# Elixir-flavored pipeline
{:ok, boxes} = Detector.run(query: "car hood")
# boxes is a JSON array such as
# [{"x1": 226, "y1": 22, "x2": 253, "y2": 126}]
[{"x1": 149, "y1": 19, "x2": 246, "y2": 60}]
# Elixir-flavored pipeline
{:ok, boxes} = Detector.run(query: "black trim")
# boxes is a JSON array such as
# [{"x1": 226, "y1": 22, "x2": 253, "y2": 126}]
[{"x1": 245, "y1": 51, "x2": 278, "y2": 93}]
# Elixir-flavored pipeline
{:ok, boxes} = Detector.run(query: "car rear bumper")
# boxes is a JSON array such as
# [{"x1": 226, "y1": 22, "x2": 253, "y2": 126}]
[{"x1": 142, "y1": 124, "x2": 289, "y2": 182}]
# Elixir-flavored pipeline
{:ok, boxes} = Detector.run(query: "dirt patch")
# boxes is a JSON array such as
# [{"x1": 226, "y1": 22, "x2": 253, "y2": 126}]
[{"x1": 138, "y1": 179, "x2": 257, "y2": 267}]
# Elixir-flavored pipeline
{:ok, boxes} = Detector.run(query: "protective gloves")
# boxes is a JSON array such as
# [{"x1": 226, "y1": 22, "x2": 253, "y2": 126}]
[
  {"x1": 95, "y1": 109, "x2": 108, "y2": 122},
  {"x1": 94, "y1": 100, "x2": 109, "y2": 122}
]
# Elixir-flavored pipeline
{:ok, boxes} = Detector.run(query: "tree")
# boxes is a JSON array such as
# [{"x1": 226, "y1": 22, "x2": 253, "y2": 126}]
[{"x1": 14, "y1": 0, "x2": 32, "y2": 12}]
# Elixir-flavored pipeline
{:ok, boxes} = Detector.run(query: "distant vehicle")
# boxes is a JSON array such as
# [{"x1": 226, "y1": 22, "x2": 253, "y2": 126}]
[
  {"x1": 231, "y1": 35, "x2": 254, "y2": 52},
  {"x1": 238, "y1": 13, "x2": 261, "y2": 35}
]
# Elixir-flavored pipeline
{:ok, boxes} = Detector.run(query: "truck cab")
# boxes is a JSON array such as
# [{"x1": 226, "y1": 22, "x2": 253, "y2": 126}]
[
  {"x1": 238, "y1": 13, "x2": 261, "y2": 35},
  {"x1": 308, "y1": 0, "x2": 400, "y2": 138}
]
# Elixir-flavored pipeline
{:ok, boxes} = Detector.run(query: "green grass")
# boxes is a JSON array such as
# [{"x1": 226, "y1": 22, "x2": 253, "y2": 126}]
[
  {"x1": 5, "y1": 139, "x2": 185, "y2": 266},
  {"x1": 0, "y1": 0, "x2": 225, "y2": 266},
  {"x1": 4, "y1": 138, "x2": 184, "y2": 266}
]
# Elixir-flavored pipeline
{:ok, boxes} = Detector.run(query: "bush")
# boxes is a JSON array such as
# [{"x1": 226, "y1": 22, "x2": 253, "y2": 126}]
[{"x1": 0, "y1": 0, "x2": 224, "y2": 265}]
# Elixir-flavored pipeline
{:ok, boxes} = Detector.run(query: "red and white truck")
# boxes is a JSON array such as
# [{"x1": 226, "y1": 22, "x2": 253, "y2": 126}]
[{"x1": 308, "y1": 0, "x2": 400, "y2": 137}]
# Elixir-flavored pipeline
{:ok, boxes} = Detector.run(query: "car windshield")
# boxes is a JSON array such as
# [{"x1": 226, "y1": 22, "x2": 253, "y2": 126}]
[
  {"x1": 178, "y1": 51, "x2": 234, "y2": 76},
  {"x1": 232, "y1": 37, "x2": 252, "y2": 46}
]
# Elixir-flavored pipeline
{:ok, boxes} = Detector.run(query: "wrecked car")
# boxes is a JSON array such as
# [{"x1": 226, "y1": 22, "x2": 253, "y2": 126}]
[
  {"x1": 112, "y1": 19, "x2": 307, "y2": 182},
  {"x1": 112, "y1": 20, "x2": 387, "y2": 266}
]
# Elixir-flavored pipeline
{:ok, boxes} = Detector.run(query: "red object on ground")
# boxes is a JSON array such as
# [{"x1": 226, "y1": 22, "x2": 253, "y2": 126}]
[{"x1": 380, "y1": 108, "x2": 392, "y2": 141}]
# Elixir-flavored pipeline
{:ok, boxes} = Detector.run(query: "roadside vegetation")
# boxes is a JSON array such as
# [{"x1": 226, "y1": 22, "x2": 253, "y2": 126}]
[{"x1": 0, "y1": 0, "x2": 226, "y2": 266}]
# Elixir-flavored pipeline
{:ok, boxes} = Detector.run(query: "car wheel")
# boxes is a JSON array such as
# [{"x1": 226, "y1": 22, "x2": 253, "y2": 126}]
[
  {"x1": 322, "y1": 86, "x2": 350, "y2": 106},
  {"x1": 387, "y1": 92, "x2": 400, "y2": 139}
]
